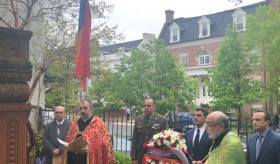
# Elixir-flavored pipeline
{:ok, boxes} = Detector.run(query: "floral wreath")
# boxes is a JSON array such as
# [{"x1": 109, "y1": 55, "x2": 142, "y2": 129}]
[{"x1": 143, "y1": 129, "x2": 189, "y2": 164}]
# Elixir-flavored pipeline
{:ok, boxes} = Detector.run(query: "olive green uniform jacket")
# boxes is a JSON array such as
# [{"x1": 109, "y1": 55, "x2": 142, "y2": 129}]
[{"x1": 131, "y1": 113, "x2": 168, "y2": 164}]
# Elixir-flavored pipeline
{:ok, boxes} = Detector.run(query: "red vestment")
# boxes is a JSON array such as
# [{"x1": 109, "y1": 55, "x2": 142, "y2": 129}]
[{"x1": 62, "y1": 115, "x2": 115, "y2": 164}]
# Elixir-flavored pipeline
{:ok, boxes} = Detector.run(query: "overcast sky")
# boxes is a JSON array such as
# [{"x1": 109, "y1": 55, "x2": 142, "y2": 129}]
[{"x1": 104, "y1": 0, "x2": 265, "y2": 43}]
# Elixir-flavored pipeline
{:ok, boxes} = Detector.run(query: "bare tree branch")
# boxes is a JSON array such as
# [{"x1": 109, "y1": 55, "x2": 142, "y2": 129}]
[
  {"x1": 10, "y1": 0, "x2": 19, "y2": 28},
  {"x1": 0, "y1": 17, "x2": 13, "y2": 28},
  {"x1": 19, "y1": 0, "x2": 37, "y2": 29}
]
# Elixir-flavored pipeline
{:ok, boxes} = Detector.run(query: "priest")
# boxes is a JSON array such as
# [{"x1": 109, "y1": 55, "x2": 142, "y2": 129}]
[{"x1": 61, "y1": 99, "x2": 115, "y2": 164}]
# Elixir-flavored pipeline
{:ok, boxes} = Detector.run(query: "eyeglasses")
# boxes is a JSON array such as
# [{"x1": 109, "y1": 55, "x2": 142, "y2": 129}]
[
  {"x1": 55, "y1": 112, "x2": 63, "y2": 114},
  {"x1": 205, "y1": 122, "x2": 222, "y2": 128},
  {"x1": 143, "y1": 104, "x2": 152, "y2": 107},
  {"x1": 79, "y1": 106, "x2": 88, "y2": 110},
  {"x1": 193, "y1": 114, "x2": 202, "y2": 117}
]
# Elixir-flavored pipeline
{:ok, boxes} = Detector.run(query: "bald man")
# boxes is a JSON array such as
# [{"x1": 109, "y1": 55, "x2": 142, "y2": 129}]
[
  {"x1": 192, "y1": 111, "x2": 245, "y2": 164},
  {"x1": 43, "y1": 106, "x2": 71, "y2": 164}
]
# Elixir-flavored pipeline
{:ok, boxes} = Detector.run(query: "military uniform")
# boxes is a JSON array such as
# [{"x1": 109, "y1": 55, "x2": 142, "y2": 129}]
[{"x1": 131, "y1": 113, "x2": 168, "y2": 164}]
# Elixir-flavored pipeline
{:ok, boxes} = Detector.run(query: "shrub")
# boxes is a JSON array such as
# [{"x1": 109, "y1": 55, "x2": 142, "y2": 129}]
[{"x1": 114, "y1": 151, "x2": 132, "y2": 164}]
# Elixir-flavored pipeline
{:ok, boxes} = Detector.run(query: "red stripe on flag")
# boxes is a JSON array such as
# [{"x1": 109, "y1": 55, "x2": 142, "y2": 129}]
[{"x1": 75, "y1": 0, "x2": 91, "y2": 91}]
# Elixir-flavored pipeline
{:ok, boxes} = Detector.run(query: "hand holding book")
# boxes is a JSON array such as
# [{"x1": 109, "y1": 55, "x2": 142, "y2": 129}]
[{"x1": 57, "y1": 136, "x2": 88, "y2": 152}]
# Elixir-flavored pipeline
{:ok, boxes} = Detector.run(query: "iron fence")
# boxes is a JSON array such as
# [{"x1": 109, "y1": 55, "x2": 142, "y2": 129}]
[{"x1": 40, "y1": 109, "x2": 278, "y2": 155}]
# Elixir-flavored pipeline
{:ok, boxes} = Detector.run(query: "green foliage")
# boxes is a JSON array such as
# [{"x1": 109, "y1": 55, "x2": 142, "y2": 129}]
[
  {"x1": 45, "y1": 50, "x2": 80, "y2": 109},
  {"x1": 46, "y1": 40, "x2": 110, "y2": 110},
  {"x1": 207, "y1": 27, "x2": 262, "y2": 112},
  {"x1": 30, "y1": 130, "x2": 45, "y2": 158},
  {"x1": 114, "y1": 151, "x2": 132, "y2": 164},
  {"x1": 245, "y1": 1, "x2": 280, "y2": 104},
  {"x1": 93, "y1": 40, "x2": 199, "y2": 115}
]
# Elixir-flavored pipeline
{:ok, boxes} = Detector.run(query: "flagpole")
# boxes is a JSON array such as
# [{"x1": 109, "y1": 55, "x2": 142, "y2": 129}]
[{"x1": 85, "y1": 77, "x2": 89, "y2": 98}]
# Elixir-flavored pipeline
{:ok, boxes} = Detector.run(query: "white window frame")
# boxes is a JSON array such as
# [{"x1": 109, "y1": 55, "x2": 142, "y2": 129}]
[
  {"x1": 198, "y1": 16, "x2": 210, "y2": 38},
  {"x1": 180, "y1": 56, "x2": 188, "y2": 67},
  {"x1": 169, "y1": 22, "x2": 180, "y2": 43},
  {"x1": 199, "y1": 51, "x2": 211, "y2": 65},
  {"x1": 232, "y1": 8, "x2": 246, "y2": 32}
]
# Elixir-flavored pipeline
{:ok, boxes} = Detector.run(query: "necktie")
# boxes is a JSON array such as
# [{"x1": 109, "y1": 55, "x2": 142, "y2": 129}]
[
  {"x1": 194, "y1": 129, "x2": 200, "y2": 152},
  {"x1": 145, "y1": 116, "x2": 150, "y2": 124},
  {"x1": 256, "y1": 135, "x2": 263, "y2": 158},
  {"x1": 57, "y1": 123, "x2": 62, "y2": 135}
]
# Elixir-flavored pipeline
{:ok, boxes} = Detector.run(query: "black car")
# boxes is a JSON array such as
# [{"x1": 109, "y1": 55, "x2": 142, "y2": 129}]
[{"x1": 167, "y1": 111, "x2": 194, "y2": 134}]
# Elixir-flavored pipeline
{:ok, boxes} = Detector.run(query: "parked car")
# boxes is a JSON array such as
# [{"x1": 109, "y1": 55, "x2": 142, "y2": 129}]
[{"x1": 166, "y1": 111, "x2": 194, "y2": 134}]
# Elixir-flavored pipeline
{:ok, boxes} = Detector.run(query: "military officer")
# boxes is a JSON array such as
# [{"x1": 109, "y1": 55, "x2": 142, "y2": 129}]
[{"x1": 131, "y1": 99, "x2": 168, "y2": 164}]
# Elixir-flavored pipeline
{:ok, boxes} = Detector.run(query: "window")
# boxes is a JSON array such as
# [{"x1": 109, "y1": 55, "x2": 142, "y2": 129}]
[
  {"x1": 199, "y1": 51, "x2": 211, "y2": 65},
  {"x1": 198, "y1": 16, "x2": 210, "y2": 38},
  {"x1": 202, "y1": 22, "x2": 208, "y2": 37},
  {"x1": 232, "y1": 8, "x2": 246, "y2": 32},
  {"x1": 180, "y1": 56, "x2": 188, "y2": 67},
  {"x1": 236, "y1": 14, "x2": 244, "y2": 31},
  {"x1": 172, "y1": 28, "x2": 178, "y2": 42},
  {"x1": 169, "y1": 22, "x2": 180, "y2": 43}
]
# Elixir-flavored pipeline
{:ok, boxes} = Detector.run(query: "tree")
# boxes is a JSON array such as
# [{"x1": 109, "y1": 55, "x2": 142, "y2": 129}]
[
  {"x1": 244, "y1": 1, "x2": 280, "y2": 112},
  {"x1": 0, "y1": 0, "x2": 123, "y2": 103},
  {"x1": 46, "y1": 40, "x2": 110, "y2": 110},
  {"x1": 228, "y1": 0, "x2": 243, "y2": 5},
  {"x1": 207, "y1": 27, "x2": 262, "y2": 132},
  {"x1": 93, "y1": 40, "x2": 199, "y2": 115},
  {"x1": 0, "y1": 0, "x2": 124, "y2": 131}
]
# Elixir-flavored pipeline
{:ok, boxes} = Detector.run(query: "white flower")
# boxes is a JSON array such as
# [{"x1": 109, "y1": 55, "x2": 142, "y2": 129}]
[
  {"x1": 146, "y1": 158, "x2": 152, "y2": 162},
  {"x1": 148, "y1": 129, "x2": 188, "y2": 152},
  {"x1": 153, "y1": 133, "x2": 160, "y2": 140},
  {"x1": 170, "y1": 137, "x2": 176, "y2": 144}
]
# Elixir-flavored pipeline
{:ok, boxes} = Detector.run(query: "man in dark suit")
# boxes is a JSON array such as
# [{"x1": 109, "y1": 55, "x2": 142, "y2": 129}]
[
  {"x1": 131, "y1": 99, "x2": 168, "y2": 164},
  {"x1": 247, "y1": 110, "x2": 280, "y2": 164},
  {"x1": 185, "y1": 108, "x2": 212, "y2": 163},
  {"x1": 43, "y1": 106, "x2": 71, "y2": 164}
]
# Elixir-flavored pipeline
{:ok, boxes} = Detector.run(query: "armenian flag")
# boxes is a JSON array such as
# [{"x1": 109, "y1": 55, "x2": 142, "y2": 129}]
[{"x1": 75, "y1": 0, "x2": 91, "y2": 91}]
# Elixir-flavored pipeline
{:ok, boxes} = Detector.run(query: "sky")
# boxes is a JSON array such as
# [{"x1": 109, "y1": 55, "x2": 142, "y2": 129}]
[{"x1": 104, "y1": 0, "x2": 265, "y2": 43}]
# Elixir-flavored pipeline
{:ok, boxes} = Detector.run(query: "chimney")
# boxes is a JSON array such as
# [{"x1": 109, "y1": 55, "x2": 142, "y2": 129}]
[
  {"x1": 143, "y1": 33, "x2": 155, "y2": 41},
  {"x1": 165, "y1": 10, "x2": 174, "y2": 23}
]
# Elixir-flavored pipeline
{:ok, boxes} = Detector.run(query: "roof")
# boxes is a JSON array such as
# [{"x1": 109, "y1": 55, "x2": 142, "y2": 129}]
[
  {"x1": 99, "y1": 39, "x2": 143, "y2": 55},
  {"x1": 158, "y1": 0, "x2": 269, "y2": 45}
]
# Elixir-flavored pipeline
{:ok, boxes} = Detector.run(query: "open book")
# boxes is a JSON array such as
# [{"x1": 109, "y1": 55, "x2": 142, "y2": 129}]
[
  {"x1": 168, "y1": 146, "x2": 189, "y2": 164},
  {"x1": 57, "y1": 136, "x2": 88, "y2": 152}
]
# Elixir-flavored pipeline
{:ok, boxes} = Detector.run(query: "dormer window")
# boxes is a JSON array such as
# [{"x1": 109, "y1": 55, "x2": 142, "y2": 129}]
[
  {"x1": 169, "y1": 22, "x2": 180, "y2": 43},
  {"x1": 198, "y1": 16, "x2": 210, "y2": 38},
  {"x1": 202, "y1": 22, "x2": 208, "y2": 36},
  {"x1": 232, "y1": 8, "x2": 246, "y2": 32},
  {"x1": 172, "y1": 28, "x2": 178, "y2": 41},
  {"x1": 236, "y1": 14, "x2": 244, "y2": 31}
]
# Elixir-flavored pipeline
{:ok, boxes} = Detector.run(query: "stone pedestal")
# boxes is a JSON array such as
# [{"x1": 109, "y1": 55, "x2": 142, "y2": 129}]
[{"x1": 0, "y1": 27, "x2": 32, "y2": 164}]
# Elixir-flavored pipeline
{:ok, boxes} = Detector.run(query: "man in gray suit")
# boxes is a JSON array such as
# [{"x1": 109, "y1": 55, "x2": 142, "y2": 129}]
[
  {"x1": 43, "y1": 106, "x2": 71, "y2": 164},
  {"x1": 247, "y1": 110, "x2": 280, "y2": 164},
  {"x1": 131, "y1": 99, "x2": 168, "y2": 164}
]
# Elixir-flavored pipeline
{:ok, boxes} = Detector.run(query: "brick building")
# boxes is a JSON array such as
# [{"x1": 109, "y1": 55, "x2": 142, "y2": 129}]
[{"x1": 158, "y1": 0, "x2": 276, "y2": 114}]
